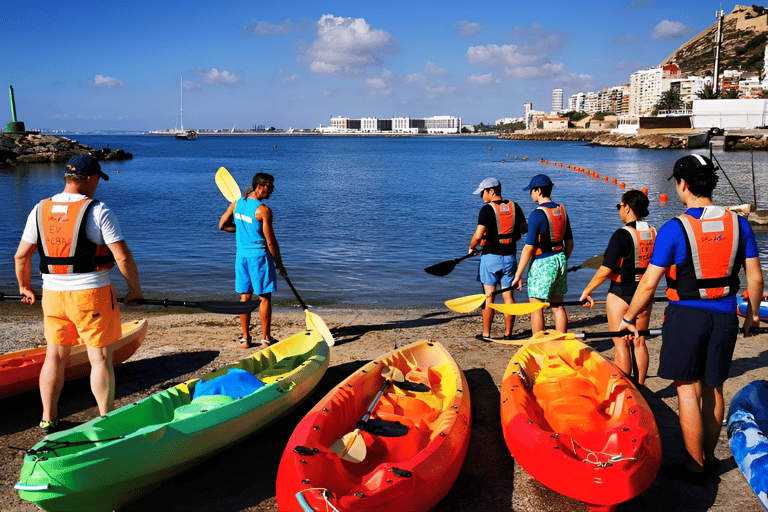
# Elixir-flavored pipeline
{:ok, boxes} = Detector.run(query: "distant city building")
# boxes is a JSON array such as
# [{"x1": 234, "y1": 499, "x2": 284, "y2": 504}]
[
  {"x1": 320, "y1": 115, "x2": 459, "y2": 134},
  {"x1": 552, "y1": 89, "x2": 563, "y2": 113},
  {"x1": 628, "y1": 64, "x2": 681, "y2": 116},
  {"x1": 542, "y1": 117, "x2": 568, "y2": 130},
  {"x1": 495, "y1": 117, "x2": 523, "y2": 125}
]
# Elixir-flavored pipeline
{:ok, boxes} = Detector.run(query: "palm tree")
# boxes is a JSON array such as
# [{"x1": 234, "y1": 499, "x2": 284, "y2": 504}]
[
  {"x1": 697, "y1": 82, "x2": 719, "y2": 99},
  {"x1": 652, "y1": 89, "x2": 684, "y2": 115}
]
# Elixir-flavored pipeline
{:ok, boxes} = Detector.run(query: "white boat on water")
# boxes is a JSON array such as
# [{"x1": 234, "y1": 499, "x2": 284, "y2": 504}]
[{"x1": 175, "y1": 75, "x2": 197, "y2": 141}]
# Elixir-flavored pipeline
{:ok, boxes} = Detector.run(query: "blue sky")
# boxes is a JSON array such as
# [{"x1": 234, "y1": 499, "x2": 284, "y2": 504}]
[{"x1": 2, "y1": 0, "x2": 727, "y2": 131}]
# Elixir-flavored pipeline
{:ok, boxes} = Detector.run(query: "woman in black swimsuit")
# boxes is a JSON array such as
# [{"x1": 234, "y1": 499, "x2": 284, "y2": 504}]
[{"x1": 579, "y1": 190, "x2": 656, "y2": 386}]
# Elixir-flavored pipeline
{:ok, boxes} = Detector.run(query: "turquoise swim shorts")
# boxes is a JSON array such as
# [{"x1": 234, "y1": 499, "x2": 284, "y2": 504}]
[{"x1": 527, "y1": 252, "x2": 568, "y2": 301}]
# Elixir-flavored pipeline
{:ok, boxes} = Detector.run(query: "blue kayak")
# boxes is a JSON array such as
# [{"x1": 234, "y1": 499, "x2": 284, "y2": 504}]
[
  {"x1": 737, "y1": 295, "x2": 768, "y2": 322},
  {"x1": 727, "y1": 380, "x2": 768, "y2": 511}
]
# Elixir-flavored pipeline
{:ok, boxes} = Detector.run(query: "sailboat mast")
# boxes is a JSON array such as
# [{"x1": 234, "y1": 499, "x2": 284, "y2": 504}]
[{"x1": 179, "y1": 75, "x2": 184, "y2": 131}]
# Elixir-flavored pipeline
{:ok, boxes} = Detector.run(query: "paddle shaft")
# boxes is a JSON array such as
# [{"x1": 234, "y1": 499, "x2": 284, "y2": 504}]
[
  {"x1": 338, "y1": 377, "x2": 392, "y2": 458},
  {"x1": 282, "y1": 275, "x2": 309, "y2": 310},
  {"x1": 0, "y1": 293, "x2": 258, "y2": 315},
  {"x1": 568, "y1": 327, "x2": 768, "y2": 338}
]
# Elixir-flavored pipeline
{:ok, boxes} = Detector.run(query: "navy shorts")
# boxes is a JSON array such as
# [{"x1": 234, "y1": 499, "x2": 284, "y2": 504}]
[{"x1": 657, "y1": 303, "x2": 739, "y2": 387}]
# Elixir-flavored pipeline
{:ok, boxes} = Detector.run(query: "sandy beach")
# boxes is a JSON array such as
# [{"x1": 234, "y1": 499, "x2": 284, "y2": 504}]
[{"x1": 0, "y1": 301, "x2": 765, "y2": 512}]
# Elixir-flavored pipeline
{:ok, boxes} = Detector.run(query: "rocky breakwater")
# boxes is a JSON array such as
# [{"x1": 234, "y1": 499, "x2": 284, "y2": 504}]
[
  {"x1": 726, "y1": 133, "x2": 768, "y2": 151},
  {"x1": 498, "y1": 130, "x2": 606, "y2": 142},
  {"x1": 589, "y1": 132, "x2": 695, "y2": 149},
  {"x1": 498, "y1": 130, "x2": 699, "y2": 149},
  {"x1": 0, "y1": 133, "x2": 132, "y2": 165}
]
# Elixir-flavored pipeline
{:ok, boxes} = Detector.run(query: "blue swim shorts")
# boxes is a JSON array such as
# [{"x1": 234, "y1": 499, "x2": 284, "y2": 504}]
[
  {"x1": 477, "y1": 254, "x2": 518, "y2": 288},
  {"x1": 527, "y1": 252, "x2": 568, "y2": 301},
  {"x1": 235, "y1": 254, "x2": 277, "y2": 295}
]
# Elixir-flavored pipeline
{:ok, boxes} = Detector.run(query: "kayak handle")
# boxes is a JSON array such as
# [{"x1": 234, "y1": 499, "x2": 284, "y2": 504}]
[
  {"x1": 15, "y1": 483, "x2": 50, "y2": 491},
  {"x1": 295, "y1": 489, "x2": 339, "y2": 512}
]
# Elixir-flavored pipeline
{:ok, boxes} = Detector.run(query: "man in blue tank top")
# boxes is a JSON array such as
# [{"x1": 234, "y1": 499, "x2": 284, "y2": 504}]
[{"x1": 220, "y1": 173, "x2": 286, "y2": 349}]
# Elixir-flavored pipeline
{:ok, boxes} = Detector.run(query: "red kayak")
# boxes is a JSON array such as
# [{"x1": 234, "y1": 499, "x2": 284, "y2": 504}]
[
  {"x1": 500, "y1": 332, "x2": 661, "y2": 512},
  {"x1": 0, "y1": 319, "x2": 147, "y2": 399},
  {"x1": 276, "y1": 340, "x2": 471, "y2": 512}
]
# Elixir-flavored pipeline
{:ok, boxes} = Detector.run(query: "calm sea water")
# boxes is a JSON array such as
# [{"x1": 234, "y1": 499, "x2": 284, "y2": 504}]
[{"x1": 1, "y1": 134, "x2": 766, "y2": 309}]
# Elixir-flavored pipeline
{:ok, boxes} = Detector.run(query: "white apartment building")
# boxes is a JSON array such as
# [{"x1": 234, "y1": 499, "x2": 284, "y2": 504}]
[
  {"x1": 424, "y1": 115, "x2": 462, "y2": 134},
  {"x1": 568, "y1": 92, "x2": 585, "y2": 113},
  {"x1": 628, "y1": 64, "x2": 681, "y2": 116},
  {"x1": 392, "y1": 117, "x2": 425, "y2": 133},
  {"x1": 552, "y1": 89, "x2": 564, "y2": 113},
  {"x1": 329, "y1": 116, "x2": 351, "y2": 131}
]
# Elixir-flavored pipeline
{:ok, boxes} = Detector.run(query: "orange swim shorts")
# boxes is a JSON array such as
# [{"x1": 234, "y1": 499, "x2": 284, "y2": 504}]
[{"x1": 42, "y1": 284, "x2": 122, "y2": 348}]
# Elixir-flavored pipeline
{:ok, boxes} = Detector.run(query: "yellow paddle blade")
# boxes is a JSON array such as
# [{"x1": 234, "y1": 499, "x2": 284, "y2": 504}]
[
  {"x1": 489, "y1": 302, "x2": 549, "y2": 315},
  {"x1": 445, "y1": 294, "x2": 486, "y2": 313},
  {"x1": 330, "y1": 430, "x2": 366, "y2": 462},
  {"x1": 306, "y1": 310, "x2": 334, "y2": 347},
  {"x1": 215, "y1": 167, "x2": 241, "y2": 203}
]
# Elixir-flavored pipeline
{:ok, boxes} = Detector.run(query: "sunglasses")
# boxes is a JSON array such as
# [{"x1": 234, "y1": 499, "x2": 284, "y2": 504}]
[{"x1": 616, "y1": 203, "x2": 624, "y2": 211}]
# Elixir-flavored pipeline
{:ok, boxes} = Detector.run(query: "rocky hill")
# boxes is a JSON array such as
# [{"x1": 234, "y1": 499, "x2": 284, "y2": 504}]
[{"x1": 659, "y1": 4, "x2": 768, "y2": 77}]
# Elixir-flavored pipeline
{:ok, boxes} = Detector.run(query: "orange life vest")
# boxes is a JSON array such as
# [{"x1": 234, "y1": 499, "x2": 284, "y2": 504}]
[
  {"x1": 607, "y1": 222, "x2": 656, "y2": 283},
  {"x1": 534, "y1": 204, "x2": 566, "y2": 255},
  {"x1": 36, "y1": 198, "x2": 115, "y2": 274},
  {"x1": 481, "y1": 201, "x2": 517, "y2": 247},
  {"x1": 664, "y1": 208, "x2": 740, "y2": 300}
]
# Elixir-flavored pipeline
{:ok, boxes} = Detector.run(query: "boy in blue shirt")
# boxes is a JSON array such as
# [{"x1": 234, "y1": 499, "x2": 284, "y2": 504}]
[{"x1": 511, "y1": 174, "x2": 574, "y2": 333}]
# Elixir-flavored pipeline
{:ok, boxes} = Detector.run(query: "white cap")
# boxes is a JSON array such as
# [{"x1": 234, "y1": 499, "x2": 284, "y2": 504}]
[{"x1": 473, "y1": 177, "x2": 500, "y2": 194}]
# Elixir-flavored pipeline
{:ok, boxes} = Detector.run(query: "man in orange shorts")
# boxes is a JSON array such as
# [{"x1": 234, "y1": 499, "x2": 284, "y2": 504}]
[{"x1": 14, "y1": 155, "x2": 143, "y2": 434}]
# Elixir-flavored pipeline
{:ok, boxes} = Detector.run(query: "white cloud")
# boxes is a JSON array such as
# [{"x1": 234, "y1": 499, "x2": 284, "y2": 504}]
[
  {"x1": 468, "y1": 74, "x2": 501, "y2": 85},
  {"x1": 507, "y1": 22, "x2": 570, "y2": 53},
  {"x1": 303, "y1": 14, "x2": 400, "y2": 75},
  {"x1": 454, "y1": 21, "x2": 484, "y2": 37},
  {"x1": 197, "y1": 68, "x2": 244, "y2": 85},
  {"x1": 467, "y1": 44, "x2": 562, "y2": 80},
  {"x1": 423, "y1": 62, "x2": 449, "y2": 76},
  {"x1": 93, "y1": 75, "x2": 124, "y2": 88},
  {"x1": 364, "y1": 70, "x2": 393, "y2": 97},
  {"x1": 243, "y1": 19, "x2": 293, "y2": 36},
  {"x1": 279, "y1": 71, "x2": 300, "y2": 84},
  {"x1": 651, "y1": 20, "x2": 692, "y2": 40}
]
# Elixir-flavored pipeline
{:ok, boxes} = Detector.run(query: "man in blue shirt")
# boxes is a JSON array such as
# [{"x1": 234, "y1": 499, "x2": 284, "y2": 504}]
[
  {"x1": 511, "y1": 174, "x2": 574, "y2": 333},
  {"x1": 220, "y1": 173, "x2": 286, "y2": 349},
  {"x1": 621, "y1": 154, "x2": 763, "y2": 484}
]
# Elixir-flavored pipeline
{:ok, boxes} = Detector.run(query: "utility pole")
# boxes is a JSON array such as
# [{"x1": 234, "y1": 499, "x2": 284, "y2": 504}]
[{"x1": 713, "y1": 9, "x2": 725, "y2": 96}]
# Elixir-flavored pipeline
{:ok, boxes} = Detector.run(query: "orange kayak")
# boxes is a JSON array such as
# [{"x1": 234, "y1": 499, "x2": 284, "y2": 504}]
[
  {"x1": 0, "y1": 319, "x2": 147, "y2": 399},
  {"x1": 500, "y1": 332, "x2": 661, "y2": 512},
  {"x1": 277, "y1": 340, "x2": 471, "y2": 512}
]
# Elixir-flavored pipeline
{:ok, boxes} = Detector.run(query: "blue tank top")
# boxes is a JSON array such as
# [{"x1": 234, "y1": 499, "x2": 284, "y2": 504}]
[{"x1": 234, "y1": 197, "x2": 267, "y2": 256}]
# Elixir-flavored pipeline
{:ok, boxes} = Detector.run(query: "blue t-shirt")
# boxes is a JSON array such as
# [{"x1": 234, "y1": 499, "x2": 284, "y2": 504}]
[
  {"x1": 651, "y1": 207, "x2": 758, "y2": 313},
  {"x1": 524, "y1": 202, "x2": 573, "y2": 259}
]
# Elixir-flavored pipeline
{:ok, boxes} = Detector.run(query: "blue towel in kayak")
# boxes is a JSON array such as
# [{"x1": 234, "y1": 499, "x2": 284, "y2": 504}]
[{"x1": 192, "y1": 368, "x2": 264, "y2": 400}]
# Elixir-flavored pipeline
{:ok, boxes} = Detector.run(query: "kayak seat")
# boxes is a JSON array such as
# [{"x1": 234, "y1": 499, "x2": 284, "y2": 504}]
[
  {"x1": 258, "y1": 355, "x2": 303, "y2": 382},
  {"x1": 378, "y1": 393, "x2": 439, "y2": 429},
  {"x1": 174, "y1": 395, "x2": 235, "y2": 420},
  {"x1": 544, "y1": 394, "x2": 607, "y2": 442}
]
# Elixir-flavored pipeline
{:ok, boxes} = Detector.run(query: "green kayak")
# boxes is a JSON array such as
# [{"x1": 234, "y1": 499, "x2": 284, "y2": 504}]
[{"x1": 16, "y1": 329, "x2": 329, "y2": 512}]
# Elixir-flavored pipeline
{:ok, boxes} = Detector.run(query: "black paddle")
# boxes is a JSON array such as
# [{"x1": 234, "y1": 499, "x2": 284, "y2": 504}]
[
  {"x1": 0, "y1": 293, "x2": 259, "y2": 315},
  {"x1": 424, "y1": 252, "x2": 478, "y2": 277}
]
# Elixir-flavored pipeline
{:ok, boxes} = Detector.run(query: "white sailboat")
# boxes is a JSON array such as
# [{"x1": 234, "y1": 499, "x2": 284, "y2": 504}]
[{"x1": 175, "y1": 75, "x2": 197, "y2": 140}]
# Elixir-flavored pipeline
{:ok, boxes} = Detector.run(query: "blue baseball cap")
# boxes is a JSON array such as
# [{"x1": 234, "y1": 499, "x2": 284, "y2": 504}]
[
  {"x1": 65, "y1": 154, "x2": 109, "y2": 181},
  {"x1": 523, "y1": 174, "x2": 552, "y2": 191}
]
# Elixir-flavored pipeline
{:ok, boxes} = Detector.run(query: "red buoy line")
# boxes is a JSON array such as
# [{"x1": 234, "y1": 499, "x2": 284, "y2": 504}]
[{"x1": 535, "y1": 157, "x2": 668, "y2": 204}]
